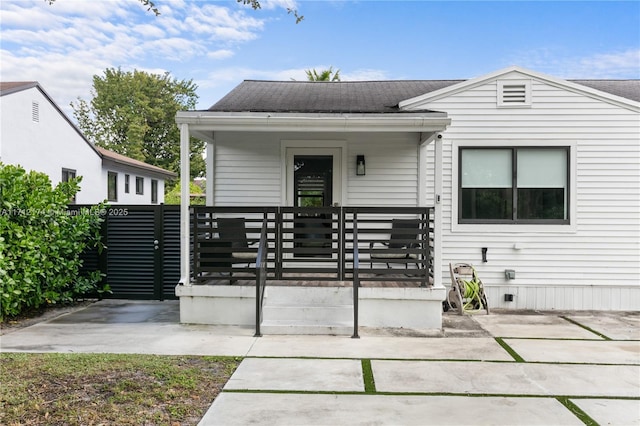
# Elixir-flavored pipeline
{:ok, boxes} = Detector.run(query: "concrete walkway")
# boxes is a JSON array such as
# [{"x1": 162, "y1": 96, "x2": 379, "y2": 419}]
[{"x1": 1, "y1": 300, "x2": 639, "y2": 425}]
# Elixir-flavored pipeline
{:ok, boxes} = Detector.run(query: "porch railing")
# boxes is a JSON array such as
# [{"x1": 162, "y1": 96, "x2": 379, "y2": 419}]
[
  {"x1": 191, "y1": 206, "x2": 434, "y2": 287},
  {"x1": 254, "y1": 218, "x2": 268, "y2": 337}
]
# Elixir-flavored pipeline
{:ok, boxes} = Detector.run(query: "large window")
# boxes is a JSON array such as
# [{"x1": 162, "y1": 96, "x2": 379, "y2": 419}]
[
  {"x1": 107, "y1": 171, "x2": 118, "y2": 202},
  {"x1": 459, "y1": 147, "x2": 569, "y2": 224}
]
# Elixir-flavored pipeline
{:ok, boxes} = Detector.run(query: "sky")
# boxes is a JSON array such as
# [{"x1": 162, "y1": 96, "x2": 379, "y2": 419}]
[{"x1": 1, "y1": 0, "x2": 639, "y2": 117}]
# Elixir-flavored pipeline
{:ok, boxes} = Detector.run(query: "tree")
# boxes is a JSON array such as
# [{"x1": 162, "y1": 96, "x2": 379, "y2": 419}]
[
  {"x1": 72, "y1": 68, "x2": 205, "y2": 180},
  {"x1": 305, "y1": 67, "x2": 341, "y2": 82}
]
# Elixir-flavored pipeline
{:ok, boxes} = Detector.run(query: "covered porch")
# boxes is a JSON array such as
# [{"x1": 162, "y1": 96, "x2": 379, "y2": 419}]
[{"x1": 175, "y1": 100, "x2": 450, "y2": 334}]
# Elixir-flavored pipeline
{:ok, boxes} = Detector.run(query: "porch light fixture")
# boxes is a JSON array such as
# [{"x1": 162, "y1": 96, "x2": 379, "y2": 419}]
[{"x1": 356, "y1": 155, "x2": 366, "y2": 176}]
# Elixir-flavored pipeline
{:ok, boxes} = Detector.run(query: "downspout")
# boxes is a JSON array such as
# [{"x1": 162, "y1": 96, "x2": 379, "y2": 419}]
[{"x1": 179, "y1": 123, "x2": 191, "y2": 285}]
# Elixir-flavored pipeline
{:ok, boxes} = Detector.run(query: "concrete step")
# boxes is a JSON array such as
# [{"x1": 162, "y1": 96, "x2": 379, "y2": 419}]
[
  {"x1": 263, "y1": 305, "x2": 353, "y2": 322},
  {"x1": 261, "y1": 286, "x2": 354, "y2": 335},
  {"x1": 264, "y1": 286, "x2": 353, "y2": 305},
  {"x1": 259, "y1": 319, "x2": 353, "y2": 336}
]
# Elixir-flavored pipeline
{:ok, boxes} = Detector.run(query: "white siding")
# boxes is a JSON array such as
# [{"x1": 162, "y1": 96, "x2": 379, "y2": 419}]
[
  {"x1": 212, "y1": 131, "x2": 420, "y2": 207},
  {"x1": 0, "y1": 87, "x2": 103, "y2": 204},
  {"x1": 100, "y1": 165, "x2": 167, "y2": 205},
  {"x1": 422, "y1": 72, "x2": 640, "y2": 310}
]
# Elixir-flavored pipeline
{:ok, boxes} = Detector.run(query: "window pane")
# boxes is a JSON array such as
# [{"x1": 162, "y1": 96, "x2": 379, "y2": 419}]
[
  {"x1": 461, "y1": 188, "x2": 513, "y2": 220},
  {"x1": 518, "y1": 188, "x2": 566, "y2": 220},
  {"x1": 461, "y1": 149, "x2": 512, "y2": 188},
  {"x1": 108, "y1": 172, "x2": 117, "y2": 201},
  {"x1": 151, "y1": 180, "x2": 158, "y2": 204},
  {"x1": 517, "y1": 149, "x2": 566, "y2": 188}
]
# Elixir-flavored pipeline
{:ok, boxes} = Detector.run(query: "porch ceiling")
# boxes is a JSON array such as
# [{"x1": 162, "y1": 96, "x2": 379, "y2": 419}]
[{"x1": 176, "y1": 111, "x2": 451, "y2": 135}]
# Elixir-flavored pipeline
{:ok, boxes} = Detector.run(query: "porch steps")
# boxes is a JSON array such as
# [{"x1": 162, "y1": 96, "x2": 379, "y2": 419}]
[{"x1": 260, "y1": 286, "x2": 353, "y2": 335}]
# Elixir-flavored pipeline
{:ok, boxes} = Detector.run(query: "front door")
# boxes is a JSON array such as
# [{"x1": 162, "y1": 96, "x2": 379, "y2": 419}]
[{"x1": 286, "y1": 148, "x2": 342, "y2": 258}]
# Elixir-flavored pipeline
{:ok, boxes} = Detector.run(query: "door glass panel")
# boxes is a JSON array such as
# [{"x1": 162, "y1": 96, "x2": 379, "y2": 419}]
[
  {"x1": 293, "y1": 155, "x2": 333, "y2": 257},
  {"x1": 294, "y1": 155, "x2": 333, "y2": 207}
]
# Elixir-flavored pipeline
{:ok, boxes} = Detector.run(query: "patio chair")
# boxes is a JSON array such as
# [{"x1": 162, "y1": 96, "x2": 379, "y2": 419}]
[
  {"x1": 369, "y1": 219, "x2": 422, "y2": 270},
  {"x1": 447, "y1": 263, "x2": 489, "y2": 314},
  {"x1": 216, "y1": 217, "x2": 258, "y2": 284}
]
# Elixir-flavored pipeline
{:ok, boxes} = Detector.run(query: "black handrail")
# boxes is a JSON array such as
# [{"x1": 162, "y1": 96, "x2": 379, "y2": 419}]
[
  {"x1": 352, "y1": 212, "x2": 359, "y2": 339},
  {"x1": 254, "y1": 218, "x2": 268, "y2": 337}
]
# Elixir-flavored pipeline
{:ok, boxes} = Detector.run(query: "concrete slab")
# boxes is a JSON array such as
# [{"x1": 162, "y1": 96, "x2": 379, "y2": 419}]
[
  {"x1": 372, "y1": 360, "x2": 640, "y2": 397},
  {"x1": 199, "y1": 393, "x2": 584, "y2": 426},
  {"x1": 566, "y1": 312, "x2": 640, "y2": 340},
  {"x1": 473, "y1": 314, "x2": 604, "y2": 339},
  {"x1": 248, "y1": 335, "x2": 514, "y2": 361},
  {"x1": 224, "y1": 358, "x2": 363, "y2": 392},
  {"x1": 570, "y1": 398, "x2": 640, "y2": 426},
  {"x1": 0, "y1": 322, "x2": 257, "y2": 356},
  {"x1": 504, "y1": 338, "x2": 640, "y2": 364}
]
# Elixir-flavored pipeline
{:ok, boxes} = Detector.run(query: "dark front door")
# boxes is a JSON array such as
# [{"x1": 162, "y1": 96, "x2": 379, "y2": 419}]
[{"x1": 294, "y1": 155, "x2": 333, "y2": 257}]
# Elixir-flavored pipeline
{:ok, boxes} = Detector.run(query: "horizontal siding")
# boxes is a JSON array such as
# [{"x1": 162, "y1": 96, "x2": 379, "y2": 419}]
[
  {"x1": 214, "y1": 131, "x2": 421, "y2": 208},
  {"x1": 214, "y1": 133, "x2": 282, "y2": 206},
  {"x1": 347, "y1": 133, "x2": 419, "y2": 207},
  {"x1": 424, "y1": 74, "x2": 640, "y2": 310}
]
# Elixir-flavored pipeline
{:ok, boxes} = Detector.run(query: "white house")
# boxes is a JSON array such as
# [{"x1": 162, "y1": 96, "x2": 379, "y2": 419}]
[
  {"x1": 174, "y1": 66, "x2": 639, "y2": 331},
  {"x1": 0, "y1": 81, "x2": 176, "y2": 205}
]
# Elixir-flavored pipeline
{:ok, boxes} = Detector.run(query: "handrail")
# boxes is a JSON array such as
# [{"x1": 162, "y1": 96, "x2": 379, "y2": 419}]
[
  {"x1": 254, "y1": 218, "x2": 268, "y2": 337},
  {"x1": 351, "y1": 212, "x2": 359, "y2": 339}
]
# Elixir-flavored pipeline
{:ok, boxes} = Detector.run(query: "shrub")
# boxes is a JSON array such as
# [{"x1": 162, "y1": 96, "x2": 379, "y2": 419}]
[{"x1": 0, "y1": 163, "x2": 109, "y2": 319}]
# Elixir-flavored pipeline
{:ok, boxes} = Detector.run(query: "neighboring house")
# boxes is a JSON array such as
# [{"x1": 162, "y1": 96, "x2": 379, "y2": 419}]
[
  {"x1": 0, "y1": 81, "x2": 176, "y2": 204},
  {"x1": 175, "y1": 66, "x2": 639, "y2": 318}
]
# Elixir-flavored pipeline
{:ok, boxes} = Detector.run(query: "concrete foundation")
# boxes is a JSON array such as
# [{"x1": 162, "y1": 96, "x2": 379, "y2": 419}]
[{"x1": 176, "y1": 284, "x2": 446, "y2": 331}]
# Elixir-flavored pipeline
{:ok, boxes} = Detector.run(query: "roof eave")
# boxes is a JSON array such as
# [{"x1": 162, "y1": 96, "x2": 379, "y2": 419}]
[{"x1": 176, "y1": 111, "x2": 451, "y2": 133}]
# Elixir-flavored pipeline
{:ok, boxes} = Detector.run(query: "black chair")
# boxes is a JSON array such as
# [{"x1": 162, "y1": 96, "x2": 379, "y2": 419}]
[
  {"x1": 369, "y1": 219, "x2": 421, "y2": 269},
  {"x1": 216, "y1": 217, "x2": 258, "y2": 283}
]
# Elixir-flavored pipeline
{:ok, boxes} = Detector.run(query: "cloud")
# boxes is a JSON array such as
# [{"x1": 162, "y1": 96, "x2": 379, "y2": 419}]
[
  {"x1": 0, "y1": 0, "x2": 276, "y2": 117},
  {"x1": 511, "y1": 48, "x2": 640, "y2": 79}
]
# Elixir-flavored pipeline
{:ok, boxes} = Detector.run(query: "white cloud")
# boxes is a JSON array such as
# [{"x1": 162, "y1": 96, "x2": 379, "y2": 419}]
[
  {"x1": 0, "y1": 0, "x2": 276, "y2": 118},
  {"x1": 511, "y1": 48, "x2": 640, "y2": 79},
  {"x1": 207, "y1": 49, "x2": 235, "y2": 60}
]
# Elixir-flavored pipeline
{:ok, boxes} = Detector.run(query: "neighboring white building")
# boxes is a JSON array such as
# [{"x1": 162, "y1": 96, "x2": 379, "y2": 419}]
[
  {"x1": 0, "y1": 81, "x2": 176, "y2": 204},
  {"x1": 176, "y1": 66, "x2": 640, "y2": 314}
]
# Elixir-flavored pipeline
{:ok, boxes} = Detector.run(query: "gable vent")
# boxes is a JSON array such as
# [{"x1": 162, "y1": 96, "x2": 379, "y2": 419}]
[
  {"x1": 497, "y1": 80, "x2": 531, "y2": 107},
  {"x1": 32, "y1": 101, "x2": 40, "y2": 122}
]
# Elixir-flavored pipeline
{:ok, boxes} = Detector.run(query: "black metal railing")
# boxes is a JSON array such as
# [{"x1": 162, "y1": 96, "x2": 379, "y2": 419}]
[
  {"x1": 352, "y1": 212, "x2": 360, "y2": 339},
  {"x1": 191, "y1": 206, "x2": 434, "y2": 287},
  {"x1": 254, "y1": 218, "x2": 268, "y2": 337}
]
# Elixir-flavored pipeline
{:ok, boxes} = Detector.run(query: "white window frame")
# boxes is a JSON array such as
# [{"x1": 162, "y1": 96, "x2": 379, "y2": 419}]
[{"x1": 451, "y1": 140, "x2": 577, "y2": 234}]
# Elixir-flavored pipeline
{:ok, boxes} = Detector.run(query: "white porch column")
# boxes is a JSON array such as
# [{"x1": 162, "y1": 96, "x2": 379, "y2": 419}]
[
  {"x1": 433, "y1": 135, "x2": 443, "y2": 289},
  {"x1": 180, "y1": 123, "x2": 191, "y2": 285},
  {"x1": 205, "y1": 138, "x2": 215, "y2": 206}
]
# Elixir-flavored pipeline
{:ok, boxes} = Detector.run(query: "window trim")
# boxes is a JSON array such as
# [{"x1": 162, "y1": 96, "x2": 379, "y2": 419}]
[
  {"x1": 135, "y1": 176, "x2": 144, "y2": 195},
  {"x1": 107, "y1": 171, "x2": 118, "y2": 202},
  {"x1": 451, "y1": 140, "x2": 577, "y2": 234}
]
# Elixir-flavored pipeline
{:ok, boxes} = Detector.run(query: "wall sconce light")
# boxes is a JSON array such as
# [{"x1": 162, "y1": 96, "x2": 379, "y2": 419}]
[{"x1": 356, "y1": 155, "x2": 366, "y2": 176}]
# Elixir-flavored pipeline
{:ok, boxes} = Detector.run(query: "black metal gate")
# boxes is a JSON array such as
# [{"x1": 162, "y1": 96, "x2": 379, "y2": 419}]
[{"x1": 76, "y1": 204, "x2": 180, "y2": 300}]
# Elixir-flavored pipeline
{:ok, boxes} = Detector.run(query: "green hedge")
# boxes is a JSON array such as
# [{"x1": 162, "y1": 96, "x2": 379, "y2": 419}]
[{"x1": 0, "y1": 164, "x2": 109, "y2": 319}]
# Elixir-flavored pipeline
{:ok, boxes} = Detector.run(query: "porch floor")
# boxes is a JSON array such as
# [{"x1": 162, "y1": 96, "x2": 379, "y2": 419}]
[{"x1": 194, "y1": 273, "x2": 434, "y2": 287}]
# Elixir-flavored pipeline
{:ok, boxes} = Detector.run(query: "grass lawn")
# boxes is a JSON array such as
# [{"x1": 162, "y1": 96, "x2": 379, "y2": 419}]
[{"x1": 0, "y1": 353, "x2": 241, "y2": 425}]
